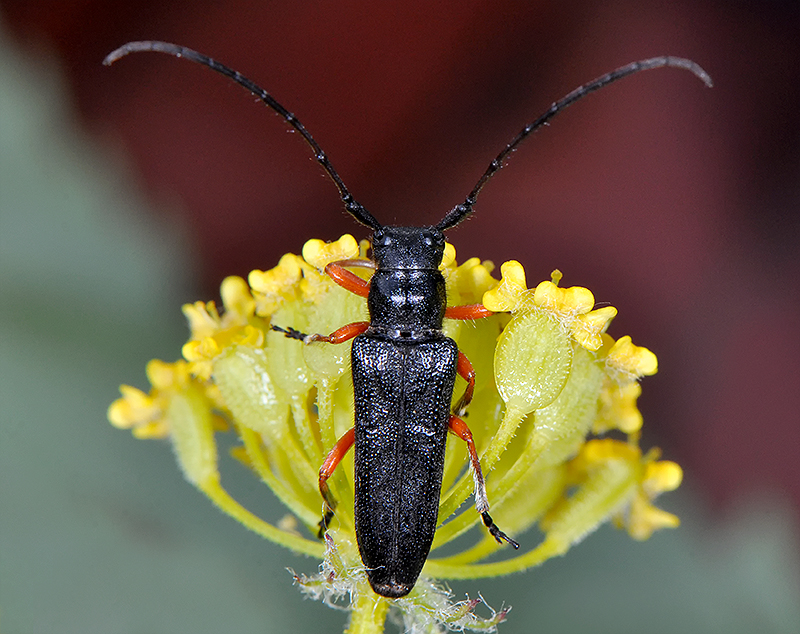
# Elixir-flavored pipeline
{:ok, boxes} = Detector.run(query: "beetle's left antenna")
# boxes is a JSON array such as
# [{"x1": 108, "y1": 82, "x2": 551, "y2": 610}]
[
  {"x1": 104, "y1": 41, "x2": 382, "y2": 230},
  {"x1": 436, "y1": 56, "x2": 713, "y2": 231}
]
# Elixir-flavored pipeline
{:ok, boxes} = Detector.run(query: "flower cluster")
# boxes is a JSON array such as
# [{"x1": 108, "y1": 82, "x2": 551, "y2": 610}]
[{"x1": 109, "y1": 236, "x2": 681, "y2": 633}]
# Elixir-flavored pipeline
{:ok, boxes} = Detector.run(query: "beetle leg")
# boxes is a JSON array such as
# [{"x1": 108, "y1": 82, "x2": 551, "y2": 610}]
[
  {"x1": 317, "y1": 427, "x2": 355, "y2": 537},
  {"x1": 272, "y1": 321, "x2": 369, "y2": 345},
  {"x1": 272, "y1": 259, "x2": 371, "y2": 344},
  {"x1": 325, "y1": 261, "x2": 372, "y2": 298},
  {"x1": 270, "y1": 325, "x2": 308, "y2": 341},
  {"x1": 448, "y1": 415, "x2": 520, "y2": 549},
  {"x1": 453, "y1": 351, "x2": 476, "y2": 417},
  {"x1": 444, "y1": 303, "x2": 493, "y2": 320},
  {"x1": 327, "y1": 258, "x2": 376, "y2": 271}
]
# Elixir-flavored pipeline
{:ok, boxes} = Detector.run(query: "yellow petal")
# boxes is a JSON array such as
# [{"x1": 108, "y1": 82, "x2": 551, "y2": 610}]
[
  {"x1": 572, "y1": 306, "x2": 618, "y2": 351},
  {"x1": 249, "y1": 254, "x2": 305, "y2": 315},
  {"x1": 595, "y1": 381, "x2": 644, "y2": 435},
  {"x1": 131, "y1": 420, "x2": 169, "y2": 439},
  {"x1": 643, "y1": 460, "x2": 683, "y2": 495},
  {"x1": 146, "y1": 359, "x2": 188, "y2": 391},
  {"x1": 627, "y1": 493, "x2": 681, "y2": 540},
  {"x1": 182, "y1": 301, "x2": 221, "y2": 340},
  {"x1": 448, "y1": 257, "x2": 496, "y2": 304},
  {"x1": 302, "y1": 234, "x2": 359, "y2": 270},
  {"x1": 108, "y1": 385, "x2": 168, "y2": 437},
  {"x1": 220, "y1": 276, "x2": 255, "y2": 319},
  {"x1": 248, "y1": 254, "x2": 303, "y2": 295},
  {"x1": 237, "y1": 324, "x2": 265, "y2": 347},
  {"x1": 573, "y1": 438, "x2": 641, "y2": 473},
  {"x1": 534, "y1": 281, "x2": 594, "y2": 315},
  {"x1": 440, "y1": 241, "x2": 456, "y2": 270},
  {"x1": 482, "y1": 260, "x2": 527, "y2": 312},
  {"x1": 182, "y1": 337, "x2": 221, "y2": 362},
  {"x1": 607, "y1": 336, "x2": 658, "y2": 377},
  {"x1": 107, "y1": 393, "x2": 143, "y2": 429}
]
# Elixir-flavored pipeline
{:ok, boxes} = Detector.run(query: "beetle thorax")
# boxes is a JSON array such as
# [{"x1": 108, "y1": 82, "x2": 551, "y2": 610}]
[{"x1": 367, "y1": 226, "x2": 448, "y2": 336}]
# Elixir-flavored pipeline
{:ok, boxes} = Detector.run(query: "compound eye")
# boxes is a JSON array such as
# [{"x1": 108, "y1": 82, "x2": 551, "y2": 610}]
[
  {"x1": 425, "y1": 231, "x2": 444, "y2": 249},
  {"x1": 421, "y1": 230, "x2": 442, "y2": 248}
]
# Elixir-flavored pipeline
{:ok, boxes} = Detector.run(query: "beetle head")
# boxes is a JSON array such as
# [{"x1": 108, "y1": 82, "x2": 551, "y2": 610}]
[{"x1": 371, "y1": 226, "x2": 446, "y2": 270}]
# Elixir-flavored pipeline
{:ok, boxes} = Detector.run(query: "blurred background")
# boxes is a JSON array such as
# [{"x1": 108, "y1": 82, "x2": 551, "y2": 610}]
[{"x1": 1, "y1": 1, "x2": 798, "y2": 632}]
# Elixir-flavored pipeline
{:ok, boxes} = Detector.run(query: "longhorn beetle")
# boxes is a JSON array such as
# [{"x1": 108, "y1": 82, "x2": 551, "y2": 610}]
[{"x1": 105, "y1": 42, "x2": 711, "y2": 598}]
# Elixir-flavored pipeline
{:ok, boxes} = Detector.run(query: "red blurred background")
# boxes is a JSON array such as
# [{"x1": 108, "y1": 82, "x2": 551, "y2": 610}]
[{"x1": 4, "y1": 0, "x2": 798, "y2": 523}]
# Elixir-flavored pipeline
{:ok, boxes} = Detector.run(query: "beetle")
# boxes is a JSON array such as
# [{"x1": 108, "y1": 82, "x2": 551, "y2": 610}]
[{"x1": 104, "y1": 41, "x2": 711, "y2": 598}]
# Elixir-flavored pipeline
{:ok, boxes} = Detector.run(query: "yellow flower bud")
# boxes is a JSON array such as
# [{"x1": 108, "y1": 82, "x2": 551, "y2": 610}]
[
  {"x1": 302, "y1": 234, "x2": 359, "y2": 270},
  {"x1": 483, "y1": 260, "x2": 527, "y2": 312}
]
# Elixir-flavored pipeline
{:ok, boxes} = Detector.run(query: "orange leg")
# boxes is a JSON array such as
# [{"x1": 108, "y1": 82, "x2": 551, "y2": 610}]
[
  {"x1": 307, "y1": 321, "x2": 369, "y2": 344},
  {"x1": 454, "y1": 351, "x2": 476, "y2": 416},
  {"x1": 328, "y1": 262, "x2": 492, "y2": 317},
  {"x1": 272, "y1": 259, "x2": 374, "y2": 344},
  {"x1": 448, "y1": 415, "x2": 519, "y2": 548},
  {"x1": 272, "y1": 321, "x2": 369, "y2": 345},
  {"x1": 444, "y1": 303, "x2": 493, "y2": 320},
  {"x1": 325, "y1": 261, "x2": 372, "y2": 298},
  {"x1": 317, "y1": 427, "x2": 355, "y2": 537}
]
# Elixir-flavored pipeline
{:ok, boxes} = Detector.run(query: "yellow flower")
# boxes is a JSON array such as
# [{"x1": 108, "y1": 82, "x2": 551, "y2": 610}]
[
  {"x1": 109, "y1": 236, "x2": 680, "y2": 632},
  {"x1": 594, "y1": 380, "x2": 645, "y2": 435},
  {"x1": 108, "y1": 359, "x2": 192, "y2": 439},
  {"x1": 484, "y1": 265, "x2": 617, "y2": 352},
  {"x1": 482, "y1": 260, "x2": 527, "y2": 312},
  {"x1": 248, "y1": 253, "x2": 306, "y2": 313},
  {"x1": 107, "y1": 383, "x2": 166, "y2": 439},
  {"x1": 606, "y1": 335, "x2": 658, "y2": 379},
  {"x1": 302, "y1": 234, "x2": 360, "y2": 269},
  {"x1": 538, "y1": 439, "x2": 683, "y2": 545},
  {"x1": 622, "y1": 457, "x2": 682, "y2": 540},
  {"x1": 180, "y1": 276, "x2": 262, "y2": 380}
]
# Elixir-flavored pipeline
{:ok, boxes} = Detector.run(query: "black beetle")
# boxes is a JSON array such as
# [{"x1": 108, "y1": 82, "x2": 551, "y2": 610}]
[{"x1": 104, "y1": 42, "x2": 711, "y2": 598}]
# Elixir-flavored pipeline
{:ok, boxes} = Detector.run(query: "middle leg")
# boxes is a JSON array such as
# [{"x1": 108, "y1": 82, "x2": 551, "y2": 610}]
[{"x1": 317, "y1": 427, "x2": 355, "y2": 537}]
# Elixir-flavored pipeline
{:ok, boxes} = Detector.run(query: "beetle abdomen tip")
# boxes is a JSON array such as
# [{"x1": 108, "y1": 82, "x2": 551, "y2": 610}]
[{"x1": 369, "y1": 578, "x2": 413, "y2": 598}]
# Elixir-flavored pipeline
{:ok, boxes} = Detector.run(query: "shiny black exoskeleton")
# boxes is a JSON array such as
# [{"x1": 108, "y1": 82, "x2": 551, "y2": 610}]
[
  {"x1": 368, "y1": 227, "x2": 448, "y2": 335},
  {"x1": 353, "y1": 227, "x2": 456, "y2": 597},
  {"x1": 104, "y1": 41, "x2": 712, "y2": 598}
]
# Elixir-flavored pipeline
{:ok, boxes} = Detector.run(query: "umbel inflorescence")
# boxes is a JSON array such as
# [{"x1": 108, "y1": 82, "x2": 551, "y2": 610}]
[{"x1": 109, "y1": 235, "x2": 681, "y2": 632}]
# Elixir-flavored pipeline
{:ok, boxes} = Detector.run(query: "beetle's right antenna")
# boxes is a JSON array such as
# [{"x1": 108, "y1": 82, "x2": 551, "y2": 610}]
[
  {"x1": 104, "y1": 41, "x2": 383, "y2": 230},
  {"x1": 436, "y1": 56, "x2": 713, "y2": 231}
]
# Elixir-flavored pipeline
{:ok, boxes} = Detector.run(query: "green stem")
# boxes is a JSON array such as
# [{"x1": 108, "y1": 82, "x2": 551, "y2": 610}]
[
  {"x1": 199, "y1": 476, "x2": 324, "y2": 558},
  {"x1": 317, "y1": 378, "x2": 338, "y2": 450},
  {"x1": 291, "y1": 397, "x2": 324, "y2": 467},
  {"x1": 431, "y1": 535, "x2": 499, "y2": 566},
  {"x1": 425, "y1": 536, "x2": 567, "y2": 580},
  {"x1": 237, "y1": 424, "x2": 319, "y2": 527},
  {"x1": 345, "y1": 591, "x2": 389, "y2": 634}
]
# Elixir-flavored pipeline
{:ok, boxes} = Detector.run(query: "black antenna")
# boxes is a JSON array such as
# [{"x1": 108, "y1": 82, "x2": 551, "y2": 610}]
[
  {"x1": 436, "y1": 56, "x2": 713, "y2": 231},
  {"x1": 103, "y1": 41, "x2": 382, "y2": 230}
]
